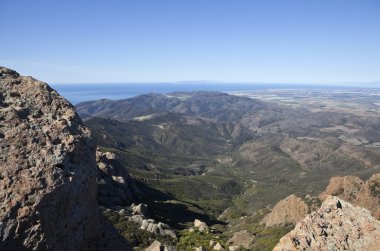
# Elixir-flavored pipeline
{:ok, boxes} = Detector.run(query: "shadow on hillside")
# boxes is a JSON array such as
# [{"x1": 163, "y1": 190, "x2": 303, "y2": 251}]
[{"x1": 134, "y1": 180, "x2": 226, "y2": 229}]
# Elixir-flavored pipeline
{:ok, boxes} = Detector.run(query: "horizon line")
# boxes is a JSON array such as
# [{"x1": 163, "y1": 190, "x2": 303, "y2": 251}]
[{"x1": 51, "y1": 81, "x2": 380, "y2": 86}]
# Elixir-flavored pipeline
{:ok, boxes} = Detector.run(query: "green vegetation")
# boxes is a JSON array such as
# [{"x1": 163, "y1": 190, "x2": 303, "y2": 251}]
[
  {"x1": 176, "y1": 230, "x2": 226, "y2": 251},
  {"x1": 86, "y1": 91, "x2": 380, "y2": 249},
  {"x1": 250, "y1": 225, "x2": 294, "y2": 251},
  {"x1": 224, "y1": 208, "x2": 293, "y2": 251},
  {"x1": 103, "y1": 210, "x2": 176, "y2": 249},
  {"x1": 370, "y1": 181, "x2": 380, "y2": 202},
  {"x1": 104, "y1": 209, "x2": 229, "y2": 250}
]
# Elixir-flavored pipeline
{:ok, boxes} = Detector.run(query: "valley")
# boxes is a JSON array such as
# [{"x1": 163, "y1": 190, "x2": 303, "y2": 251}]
[{"x1": 77, "y1": 89, "x2": 380, "y2": 250}]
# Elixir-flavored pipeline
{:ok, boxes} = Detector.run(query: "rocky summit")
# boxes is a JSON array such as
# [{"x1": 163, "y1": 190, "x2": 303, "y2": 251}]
[
  {"x1": 0, "y1": 67, "x2": 129, "y2": 250},
  {"x1": 319, "y1": 173, "x2": 380, "y2": 219},
  {"x1": 261, "y1": 194, "x2": 309, "y2": 227},
  {"x1": 274, "y1": 196, "x2": 380, "y2": 251}
]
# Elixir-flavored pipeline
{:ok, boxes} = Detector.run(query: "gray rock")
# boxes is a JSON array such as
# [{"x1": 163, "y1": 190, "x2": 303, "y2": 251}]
[
  {"x1": 145, "y1": 240, "x2": 177, "y2": 251},
  {"x1": 194, "y1": 219, "x2": 209, "y2": 232},
  {"x1": 145, "y1": 240, "x2": 162, "y2": 251},
  {"x1": 213, "y1": 242, "x2": 223, "y2": 251},
  {"x1": 132, "y1": 203, "x2": 149, "y2": 216}
]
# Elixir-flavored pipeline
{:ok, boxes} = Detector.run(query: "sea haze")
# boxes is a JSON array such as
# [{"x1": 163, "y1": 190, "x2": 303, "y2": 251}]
[{"x1": 51, "y1": 83, "x2": 356, "y2": 104}]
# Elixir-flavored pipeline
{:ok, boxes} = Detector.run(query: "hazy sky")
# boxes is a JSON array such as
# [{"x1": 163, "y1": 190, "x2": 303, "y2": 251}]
[{"x1": 0, "y1": 0, "x2": 379, "y2": 84}]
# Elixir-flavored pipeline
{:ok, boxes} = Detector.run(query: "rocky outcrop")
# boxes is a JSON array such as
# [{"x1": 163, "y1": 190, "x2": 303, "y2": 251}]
[
  {"x1": 0, "y1": 67, "x2": 129, "y2": 250},
  {"x1": 132, "y1": 203, "x2": 148, "y2": 217},
  {"x1": 274, "y1": 196, "x2": 380, "y2": 251},
  {"x1": 130, "y1": 214, "x2": 176, "y2": 238},
  {"x1": 145, "y1": 240, "x2": 177, "y2": 251},
  {"x1": 127, "y1": 203, "x2": 176, "y2": 238},
  {"x1": 194, "y1": 219, "x2": 209, "y2": 232},
  {"x1": 96, "y1": 150, "x2": 140, "y2": 207},
  {"x1": 261, "y1": 194, "x2": 309, "y2": 227},
  {"x1": 319, "y1": 173, "x2": 380, "y2": 219}
]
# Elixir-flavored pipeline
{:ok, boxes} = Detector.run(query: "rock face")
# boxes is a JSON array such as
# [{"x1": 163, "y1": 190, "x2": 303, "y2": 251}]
[
  {"x1": 319, "y1": 173, "x2": 380, "y2": 219},
  {"x1": 0, "y1": 67, "x2": 129, "y2": 250},
  {"x1": 96, "y1": 150, "x2": 140, "y2": 207},
  {"x1": 261, "y1": 194, "x2": 309, "y2": 227},
  {"x1": 274, "y1": 196, "x2": 380, "y2": 251}
]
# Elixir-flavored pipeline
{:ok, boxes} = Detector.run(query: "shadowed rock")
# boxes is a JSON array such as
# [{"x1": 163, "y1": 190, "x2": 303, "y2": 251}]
[{"x1": 0, "y1": 67, "x2": 130, "y2": 250}]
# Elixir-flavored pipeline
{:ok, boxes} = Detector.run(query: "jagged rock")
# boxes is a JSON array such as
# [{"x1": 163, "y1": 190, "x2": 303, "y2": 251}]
[
  {"x1": 130, "y1": 215, "x2": 176, "y2": 238},
  {"x1": 141, "y1": 219, "x2": 176, "y2": 238},
  {"x1": 0, "y1": 67, "x2": 130, "y2": 250},
  {"x1": 319, "y1": 173, "x2": 380, "y2": 219},
  {"x1": 96, "y1": 150, "x2": 140, "y2": 207},
  {"x1": 132, "y1": 203, "x2": 149, "y2": 217},
  {"x1": 274, "y1": 196, "x2": 380, "y2": 251},
  {"x1": 194, "y1": 219, "x2": 209, "y2": 232},
  {"x1": 212, "y1": 242, "x2": 223, "y2": 250},
  {"x1": 130, "y1": 214, "x2": 144, "y2": 224},
  {"x1": 226, "y1": 230, "x2": 254, "y2": 249},
  {"x1": 145, "y1": 240, "x2": 178, "y2": 251},
  {"x1": 261, "y1": 194, "x2": 308, "y2": 227}
]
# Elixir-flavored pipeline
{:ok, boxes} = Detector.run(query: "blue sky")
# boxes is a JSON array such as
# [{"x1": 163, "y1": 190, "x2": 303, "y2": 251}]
[{"x1": 0, "y1": 0, "x2": 379, "y2": 84}]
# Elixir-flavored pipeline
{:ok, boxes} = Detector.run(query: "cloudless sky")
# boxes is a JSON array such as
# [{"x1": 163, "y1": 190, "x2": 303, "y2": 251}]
[{"x1": 0, "y1": 0, "x2": 379, "y2": 84}]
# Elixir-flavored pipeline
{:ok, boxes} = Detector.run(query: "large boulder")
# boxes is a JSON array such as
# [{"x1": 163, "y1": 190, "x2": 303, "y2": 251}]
[
  {"x1": 261, "y1": 194, "x2": 309, "y2": 227},
  {"x1": 320, "y1": 173, "x2": 380, "y2": 219},
  {"x1": 274, "y1": 196, "x2": 380, "y2": 251},
  {"x1": 194, "y1": 219, "x2": 209, "y2": 232},
  {"x1": 0, "y1": 67, "x2": 129, "y2": 250}
]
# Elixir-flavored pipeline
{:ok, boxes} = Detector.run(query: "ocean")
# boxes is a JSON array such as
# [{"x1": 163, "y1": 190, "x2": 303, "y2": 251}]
[{"x1": 51, "y1": 83, "x2": 362, "y2": 104}]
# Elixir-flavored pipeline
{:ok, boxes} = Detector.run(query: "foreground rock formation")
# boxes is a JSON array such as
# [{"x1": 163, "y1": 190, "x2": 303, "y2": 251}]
[
  {"x1": 0, "y1": 67, "x2": 129, "y2": 250},
  {"x1": 274, "y1": 196, "x2": 380, "y2": 251},
  {"x1": 261, "y1": 194, "x2": 309, "y2": 227},
  {"x1": 319, "y1": 173, "x2": 380, "y2": 219}
]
